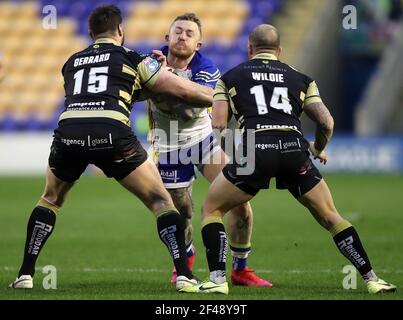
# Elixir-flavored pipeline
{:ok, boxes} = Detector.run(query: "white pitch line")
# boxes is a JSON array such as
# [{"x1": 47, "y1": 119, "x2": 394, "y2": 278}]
[{"x1": 1, "y1": 266, "x2": 403, "y2": 274}]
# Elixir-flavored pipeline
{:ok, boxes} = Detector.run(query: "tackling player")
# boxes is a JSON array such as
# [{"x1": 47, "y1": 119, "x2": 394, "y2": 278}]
[
  {"x1": 9, "y1": 5, "x2": 212, "y2": 291},
  {"x1": 146, "y1": 13, "x2": 271, "y2": 286},
  {"x1": 181, "y1": 24, "x2": 397, "y2": 295}
]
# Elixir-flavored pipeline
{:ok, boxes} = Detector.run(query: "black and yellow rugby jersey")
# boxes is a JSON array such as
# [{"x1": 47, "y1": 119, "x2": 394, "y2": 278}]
[
  {"x1": 60, "y1": 38, "x2": 162, "y2": 127},
  {"x1": 214, "y1": 53, "x2": 322, "y2": 135}
]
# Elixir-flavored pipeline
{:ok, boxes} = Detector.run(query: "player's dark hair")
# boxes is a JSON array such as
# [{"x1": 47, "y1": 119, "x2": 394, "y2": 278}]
[
  {"x1": 173, "y1": 13, "x2": 202, "y2": 37},
  {"x1": 88, "y1": 4, "x2": 122, "y2": 39}
]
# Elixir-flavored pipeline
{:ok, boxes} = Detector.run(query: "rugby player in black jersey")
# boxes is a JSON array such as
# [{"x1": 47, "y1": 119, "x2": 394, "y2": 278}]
[
  {"x1": 9, "y1": 5, "x2": 213, "y2": 291},
  {"x1": 181, "y1": 24, "x2": 396, "y2": 295}
]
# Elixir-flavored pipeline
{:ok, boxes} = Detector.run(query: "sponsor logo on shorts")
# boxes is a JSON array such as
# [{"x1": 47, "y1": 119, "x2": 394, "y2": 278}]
[
  {"x1": 61, "y1": 138, "x2": 85, "y2": 147},
  {"x1": 160, "y1": 170, "x2": 179, "y2": 183}
]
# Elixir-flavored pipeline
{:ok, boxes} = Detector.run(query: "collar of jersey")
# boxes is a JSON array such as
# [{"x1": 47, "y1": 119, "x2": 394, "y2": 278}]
[
  {"x1": 94, "y1": 38, "x2": 119, "y2": 46},
  {"x1": 252, "y1": 53, "x2": 278, "y2": 60}
]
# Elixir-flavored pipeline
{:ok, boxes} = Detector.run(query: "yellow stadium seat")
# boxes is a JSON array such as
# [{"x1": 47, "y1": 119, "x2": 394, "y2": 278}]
[
  {"x1": 0, "y1": 74, "x2": 25, "y2": 91},
  {"x1": 0, "y1": 2, "x2": 19, "y2": 20},
  {"x1": 1, "y1": 37, "x2": 22, "y2": 55},
  {"x1": 12, "y1": 94, "x2": 37, "y2": 120},
  {"x1": 56, "y1": 19, "x2": 77, "y2": 37},
  {"x1": 232, "y1": 1, "x2": 250, "y2": 20},
  {"x1": 10, "y1": 20, "x2": 41, "y2": 37},
  {"x1": 130, "y1": 2, "x2": 159, "y2": 20},
  {"x1": 126, "y1": 18, "x2": 156, "y2": 43},
  {"x1": 15, "y1": 1, "x2": 39, "y2": 20},
  {"x1": 0, "y1": 92, "x2": 14, "y2": 111},
  {"x1": 216, "y1": 17, "x2": 244, "y2": 38}
]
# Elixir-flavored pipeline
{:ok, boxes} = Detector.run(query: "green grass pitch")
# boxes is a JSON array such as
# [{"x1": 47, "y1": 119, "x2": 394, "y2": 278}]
[{"x1": 0, "y1": 174, "x2": 402, "y2": 300}]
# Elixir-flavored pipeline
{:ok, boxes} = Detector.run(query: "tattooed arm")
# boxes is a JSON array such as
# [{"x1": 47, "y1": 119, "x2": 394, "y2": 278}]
[
  {"x1": 303, "y1": 102, "x2": 334, "y2": 164},
  {"x1": 212, "y1": 100, "x2": 230, "y2": 132},
  {"x1": 212, "y1": 79, "x2": 231, "y2": 132}
]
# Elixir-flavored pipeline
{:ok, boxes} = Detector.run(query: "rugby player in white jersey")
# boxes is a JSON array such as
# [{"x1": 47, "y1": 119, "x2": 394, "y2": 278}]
[{"x1": 146, "y1": 13, "x2": 271, "y2": 286}]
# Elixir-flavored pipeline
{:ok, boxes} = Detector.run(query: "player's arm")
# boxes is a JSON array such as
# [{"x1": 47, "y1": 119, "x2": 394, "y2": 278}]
[
  {"x1": 303, "y1": 81, "x2": 334, "y2": 164},
  {"x1": 137, "y1": 57, "x2": 212, "y2": 105},
  {"x1": 212, "y1": 79, "x2": 230, "y2": 132},
  {"x1": 166, "y1": 74, "x2": 214, "y2": 110}
]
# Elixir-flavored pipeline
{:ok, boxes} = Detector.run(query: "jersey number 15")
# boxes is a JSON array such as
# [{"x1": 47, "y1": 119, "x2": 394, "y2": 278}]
[{"x1": 73, "y1": 67, "x2": 109, "y2": 95}]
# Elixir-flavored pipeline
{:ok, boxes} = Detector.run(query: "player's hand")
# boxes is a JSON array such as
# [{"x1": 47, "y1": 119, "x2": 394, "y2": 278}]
[
  {"x1": 309, "y1": 141, "x2": 328, "y2": 165},
  {"x1": 151, "y1": 50, "x2": 167, "y2": 68}
]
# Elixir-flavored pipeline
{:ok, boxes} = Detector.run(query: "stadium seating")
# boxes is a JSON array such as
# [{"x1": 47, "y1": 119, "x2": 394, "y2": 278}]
[{"x1": 0, "y1": 0, "x2": 282, "y2": 132}]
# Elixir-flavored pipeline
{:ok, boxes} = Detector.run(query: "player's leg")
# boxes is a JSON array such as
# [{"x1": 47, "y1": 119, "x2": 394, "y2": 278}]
[
  {"x1": 154, "y1": 148, "x2": 198, "y2": 283},
  {"x1": 201, "y1": 148, "x2": 272, "y2": 286},
  {"x1": 118, "y1": 159, "x2": 197, "y2": 289},
  {"x1": 10, "y1": 167, "x2": 76, "y2": 288},
  {"x1": 168, "y1": 186, "x2": 194, "y2": 245},
  {"x1": 181, "y1": 172, "x2": 254, "y2": 294},
  {"x1": 297, "y1": 178, "x2": 396, "y2": 293},
  {"x1": 167, "y1": 185, "x2": 196, "y2": 283}
]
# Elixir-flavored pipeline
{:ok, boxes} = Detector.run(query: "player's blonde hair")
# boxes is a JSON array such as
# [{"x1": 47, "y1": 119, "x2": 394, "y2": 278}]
[{"x1": 172, "y1": 13, "x2": 202, "y2": 38}]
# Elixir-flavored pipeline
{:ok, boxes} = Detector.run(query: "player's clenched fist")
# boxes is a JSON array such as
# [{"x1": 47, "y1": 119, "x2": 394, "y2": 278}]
[{"x1": 309, "y1": 141, "x2": 328, "y2": 165}]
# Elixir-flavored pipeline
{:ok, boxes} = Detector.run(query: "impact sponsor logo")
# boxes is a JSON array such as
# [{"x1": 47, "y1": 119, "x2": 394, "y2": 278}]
[
  {"x1": 67, "y1": 101, "x2": 106, "y2": 111},
  {"x1": 159, "y1": 225, "x2": 180, "y2": 259},
  {"x1": 29, "y1": 221, "x2": 53, "y2": 255},
  {"x1": 256, "y1": 124, "x2": 298, "y2": 131}
]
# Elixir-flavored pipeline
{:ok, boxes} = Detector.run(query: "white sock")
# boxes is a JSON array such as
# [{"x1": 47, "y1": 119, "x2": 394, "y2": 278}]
[
  {"x1": 210, "y1": 270, "x2": 226, "y2": 284},
  {"x1": 363, "y1": 269, "x2": 378, "y2": 282}
]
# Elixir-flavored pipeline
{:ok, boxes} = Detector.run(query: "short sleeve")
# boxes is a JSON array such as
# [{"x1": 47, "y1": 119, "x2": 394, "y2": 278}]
[
  {"x1": 213, "y1": 79, "x2": 229, "y2": 102},
  {"x1": 137, "y1": 56, "x2": 162, "y2": 88},
  {"x1": 304, "y1": 80, "x2": 323, "y2": 106}
]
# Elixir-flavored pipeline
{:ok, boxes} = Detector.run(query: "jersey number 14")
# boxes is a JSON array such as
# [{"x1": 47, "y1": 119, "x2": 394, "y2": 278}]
[{"x1": 250, "y1": 85, "x2": 292, "y2": 115}]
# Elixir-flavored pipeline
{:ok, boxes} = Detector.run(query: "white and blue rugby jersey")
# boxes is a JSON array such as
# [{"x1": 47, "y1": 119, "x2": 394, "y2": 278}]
[{"x1": 148, "y1": 46, "x2": 220, "y2": 152}]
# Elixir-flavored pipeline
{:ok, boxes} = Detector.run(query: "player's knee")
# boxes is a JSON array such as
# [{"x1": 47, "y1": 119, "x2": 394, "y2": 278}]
[
  {"x1": 317, "y1": 210, "x2": 342, "y2": 231},
  {"x1": 230, "y1": 202, "x2": 252, "y2": 220},
  {"x1": 201, "y1": 203, "x2": 223, "y2": 219},
  {"x1": 41, "y1": 190, "x2": 65, "y2": 208},
  {"x1": 176, "y1": 203, "x2": 193, "y2": 220},
  {"x1": 201, "y1": 203, "x2": 209, "y2": 218},
  {"x1": 168, "y1": 188, "x2": 193, "y2": 220},
  {"x1": 149, "y1": 198, "x2": 175, "y2": 215},
  {"x1": 146, "y1": 188, "x2": 176, "y2": 213}
]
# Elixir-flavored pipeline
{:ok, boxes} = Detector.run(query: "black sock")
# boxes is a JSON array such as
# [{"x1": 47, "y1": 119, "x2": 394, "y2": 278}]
[
  {"x1": 157, "y1": 211, "x2": 193, "y2": 279},
  {"x1": 202, "y1": 222, "x2": 228, "y2": 275},
  {"x1": 19, "y1": 206, "x2": 56, "y2": 277},
  {"x1": 333, "y1": 226, "x2": 373, "y2": 277}
]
